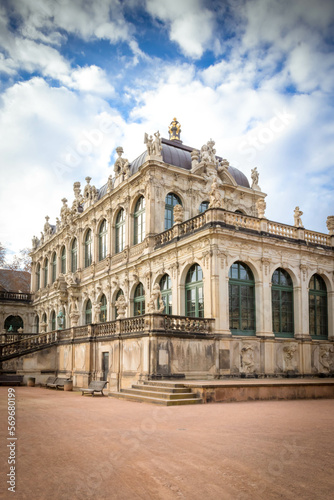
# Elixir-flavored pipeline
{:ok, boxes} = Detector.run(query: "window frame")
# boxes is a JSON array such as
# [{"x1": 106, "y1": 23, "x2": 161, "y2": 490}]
[
  {"x1": 133, "y1": 283, "x2": 145, "y2": 316},
  {"x1": 71, "y1": 239, "x2": 77, "y2": 272},
  {"x1": 115, "y1": 209, "x2": 125, "y2": 253},
  {"x1": 271, "y1": 268, "x2": 294, "y2": 338},
  {"x1": 165, "y1": 192, "x2": 182, "y2": 230},
  {"x1": 185, "y1": 264, "x2": 204, "y2": 318},
  {"x1": 98, "y1": 220, "x2": 107, "y2": 261},
  {"x1": 100, "y1": 294, "x2": 107, "y2": 323},
  {"x1": 229, "y1": 261, "x2": 256, "y2": 335},
  {"x1": 85, "y1": 229, "x2": 92, "y2": 268},
  {"x1": 309, "y1": 274, "x2": 328, "y2": 338},
  {"x1": 160, "y1": 274, "x2": 172, "y2": 315},
  {"x1": 85, "y1": 299, "x2": 92, "y2": 325},
  {"x1": 134, "y1": 197, "x2": 146, "y2": 245}
]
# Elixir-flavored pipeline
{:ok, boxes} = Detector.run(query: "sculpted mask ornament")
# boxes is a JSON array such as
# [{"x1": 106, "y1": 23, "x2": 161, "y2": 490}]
[
  {"x1": 283, "y1": 344, "x2": 297, "y2": 371},
  {"x1": 293, "y1": 206, "x2": 304, "y2": 228}
]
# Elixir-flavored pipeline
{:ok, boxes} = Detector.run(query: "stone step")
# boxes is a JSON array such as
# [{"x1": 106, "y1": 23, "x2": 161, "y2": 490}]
[
  {"x1": 132, "y1": 384, "x2": 192, "y2": 394},
  {"x1": 139, "y1": 380, "x2": 187, "y2": 388},
  {"x1": 123, "y1": 388, "x2": 195, "y2": 400},
  {"x1": 109, "y1": 392, "x2": 202, "y2": 406}
]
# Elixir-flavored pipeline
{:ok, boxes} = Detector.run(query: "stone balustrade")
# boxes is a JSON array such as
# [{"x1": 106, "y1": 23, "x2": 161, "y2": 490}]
[
  {"x1": 0, "y1": 314, "x2": 215, "y2": 360},
  {"x1": 155, "y1": 208, "x2": 332, "y2": 248},
  {"x1": 0, "y1": 291, "x2": 32, "y2": 302}
]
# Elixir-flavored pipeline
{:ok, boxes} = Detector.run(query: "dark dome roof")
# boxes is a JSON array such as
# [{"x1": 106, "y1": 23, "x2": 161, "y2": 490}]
[{"x1": 129, "y1": 138, "x2": 250, "y2": 188}]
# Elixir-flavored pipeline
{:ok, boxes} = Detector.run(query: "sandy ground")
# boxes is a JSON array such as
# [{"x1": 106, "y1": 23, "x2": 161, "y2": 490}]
[{"x1": 0, "y1": 387, "x2": 334, "y2": 500}]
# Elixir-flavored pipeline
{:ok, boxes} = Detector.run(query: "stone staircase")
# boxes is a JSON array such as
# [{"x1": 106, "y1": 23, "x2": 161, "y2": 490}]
[{"x1": 108, "y1": 380, "x2": 202, "y2": 406}]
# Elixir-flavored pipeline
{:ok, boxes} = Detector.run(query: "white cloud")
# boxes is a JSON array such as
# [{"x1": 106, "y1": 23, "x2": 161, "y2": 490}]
[
  {"x1": 0, "y1": 77, "x2": 126, "y2": 256},
  {"x1": 62, "y1": 66, "x2": 115, "y2": 96},
  {"x1": 145, "y1": 0, "x2": 216, "y2": 58}
]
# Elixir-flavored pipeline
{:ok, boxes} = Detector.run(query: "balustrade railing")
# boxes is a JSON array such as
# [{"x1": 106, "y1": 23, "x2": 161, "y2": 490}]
[
  {"x1": 95, "y1": 322, "x2": 117, "y2": 336},
  {"x1": 121, "y1": 316, "x2": 145, "y2": 334},
  {"x1": 154, "y1": 208, "x2": 331, "y2": 248},
  {"x1": 0, "y1": 291, "x2": 32, "y2": 302},
  {"x1": 163, "y1": 315, "x2": 213, "y2": 334}
]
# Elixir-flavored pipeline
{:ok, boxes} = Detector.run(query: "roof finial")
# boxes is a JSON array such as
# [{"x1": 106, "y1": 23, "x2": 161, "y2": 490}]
[{"x1": 168, "y1": 117, "x2": 181, "y2": 141}]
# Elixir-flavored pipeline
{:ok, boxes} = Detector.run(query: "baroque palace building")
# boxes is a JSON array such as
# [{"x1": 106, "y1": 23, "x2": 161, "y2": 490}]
[{"x1": 2, "y1": 119, "x2": 334, "y2": 389}]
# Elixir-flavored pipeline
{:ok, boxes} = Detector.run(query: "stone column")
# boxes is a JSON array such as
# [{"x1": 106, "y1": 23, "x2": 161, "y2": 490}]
[
  {"x1": 256, "y1": 279, "x2": 274, "y2": 337},
  {"x1": 31, "y1": 261, "x2": 36, "y2": 292},
  {"x1": 328, "y1": 290, "x2": 334, "y2": 341},
  {"x1": 294, "y1": 284, "x2": 310, "y2": 339}
]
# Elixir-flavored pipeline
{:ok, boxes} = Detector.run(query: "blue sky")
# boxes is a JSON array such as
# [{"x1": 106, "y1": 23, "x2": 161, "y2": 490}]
[{"x1": 0, "y1": 0, "x2": 333, "y2": 258}]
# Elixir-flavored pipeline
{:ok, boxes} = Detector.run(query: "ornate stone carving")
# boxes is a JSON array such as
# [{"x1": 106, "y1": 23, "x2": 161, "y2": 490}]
[
  {"x1": 256, "y1": 198, "x2": 266, "y2": 218},
  {"x1": 72, "y1": 182, "x2": 83, "y2": 213},
  {"x1": 209, "y1": 178, "x2": 222, "y2": 208},
  {"x1": 43, "y1": 216, "x2": 52, "y2": 241},
  {"x1": 283, "y1": 344, "x2": 297, "y2": 371},
  {"x1": 251, "y1": 167, "x2": 261, "y2": 190},
  {"x1": 240, "y1": 344, "x2": 255, "y2": 373},
  {"x1": 319, "y1": 345, "x2": 333, "y2": 373},
  {"x1": 32, "y1": 236, "x2": 38, "y2": 249},
  {"x1": 148, "y1": 284, "x2": 165, "y2": 313},
  {"x1": 294, "y1": 206, "x2": 304, "y2": 228},
  {"x1": 173, "y1": 204, "x2": 183, "y2": 224},
  {"x1": 300, "y1": 264, "x2": 307, "y2": 282},
  {"x1": 115, "y1": 294, "x2": 127, "y2": 319},
  {"x1": 144, "y1": 131, "x2": 162, "y2": 158},
  {"x1": 326, "y1": 215, "x2": 334, "y2": 235},
  {"x1": 83, "y1": 177, "x2": 98, "y2": 209}
]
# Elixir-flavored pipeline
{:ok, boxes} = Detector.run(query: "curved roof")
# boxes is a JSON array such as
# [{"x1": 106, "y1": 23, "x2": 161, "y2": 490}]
[{"x1": 129, "y1": 138, "x2": 250, "y2": 188}]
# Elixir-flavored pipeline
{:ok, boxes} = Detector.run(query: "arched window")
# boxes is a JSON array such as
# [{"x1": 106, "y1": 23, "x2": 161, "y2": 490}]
[
  {"x1": 160, "y1": 274, "x2": 172, "y2": 315},
  {"x1": 115, "y1": 209, "x2": 125, "y2": 253},
  {"x1": 51, "y1": 311, "x2": 56, "y2": 331},
  {"x1": 85, "y1": 230, "x2": 92, "y2": 267},
  {"x1": 134, "y1": 283, "x2": 145, "y2": 316},
  {"x1": 134, "y1": 197, "x2": 145, "y2": 244},
  {"x1": 43, "y1": 258, "x2": 48, "y2": 287},
  {"x1": 51, "y1": 252, "x2": 57, "y2": 283},
  {"x1": 309, "y1": 274, "x2": 328, "y2": 337},
  {"x1": 85, "y1": 299, "x2": 92, "y2": 325},
  {"x1": 35, "y1": 315, "x2": 39, "y2": 334},
  {"x1": 5, "y1": 315, "x2": 23, "y2": 332},
  {"x1": 185, "y1": 264, "x2": 204, "y2": 318},
  {"x1": 71, "y1": 239, "x2": 77, "y2": 272},
  {"x1": 165, "y1": 193, "x2": 182, "y2": 229},
  {"x1": 42, "y1": 313, "x2": 47, "y2": 325},
  {"x1": 229, "y1": 262, "x2": 255, "y2": 334},
  {"x1": 61, "y1": 246, "x2": 66, "y2": 274},
  {"x1": 114, "y1": 289, "x2": 124, "y2": 319},
  {"x1": 99, "y1": 220, "x2": 107, "y2": 261},
  {"x1": 271, "y1": 268, "x2": 294, "y2": 337},
  {"x1": 199, "y1": 201, "x2": 209, "y2": 213},
  {"x1": 36, "y1": 263, "x2": 41, "y2": 290},
  {"x1": 100, "y1": 294, "x2": 107, "y2": 323}
]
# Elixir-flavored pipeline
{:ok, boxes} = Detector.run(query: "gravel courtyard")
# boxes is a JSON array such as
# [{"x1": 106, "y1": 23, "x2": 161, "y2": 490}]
[{"x1": 1, "y1": 387, "x2": 333, "y2": 500}]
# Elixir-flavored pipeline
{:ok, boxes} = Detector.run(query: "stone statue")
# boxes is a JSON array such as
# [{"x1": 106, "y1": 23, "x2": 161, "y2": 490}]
[
  {"x1": 326, "y1": 215, "x2": 334, "y2": 235},
  {"x1": 256, "y1": 198, "x2": 266, "y2": 218},
  {"x1": 144, "y1": 133, "x2": 154, "y2": 155},
  {"x1": 149, "y1": 284, "x2": 165, "y2": 313},
  {"x1": 115, "y1": 294, "x2": 127, "y2": 319},
  {"x1": 107, "y1": 175, "x2": 113, "y2": 193},
  {"x1": 44, "y1": 216, "x2": 52, "y2": 237},
  {"x1": 251, "y1": 167, "x2": 260, "y2": 190},
  {"x1": 60, "y1": 198, "x2": 71, "y2": 224},
  {"x1": 152, "y1": 131, "x2": 162, "y2": 156},
  {"x1": 32, "y1": 235, "x2": 38, "y2": 249},
  {"x1": 294, "y1": 206, "x2": 304, "y2": 227},
  {"x1": 209, "y1": 178, "x2": 222, "y2": 208},
  {"x1": 114, "y1": 147, "x2": 129, "y2": 183},
  {"x1": 173, "y1": 204, "x2": 183, "y2": 224}
]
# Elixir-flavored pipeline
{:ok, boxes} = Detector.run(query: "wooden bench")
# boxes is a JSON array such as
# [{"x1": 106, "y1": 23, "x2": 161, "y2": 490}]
[
  {"x1": 47, "y1": 377, "x2": 71, "y2": 390},
  {"x1": 80, "y1": 380, "x2": 108, "y2": 396},
  {"x1": 0, "y1": 374, "x2": 24, "y2": 386},
  {"x1": 42, "y1": 376, "x2": 57, "y2": 387}
]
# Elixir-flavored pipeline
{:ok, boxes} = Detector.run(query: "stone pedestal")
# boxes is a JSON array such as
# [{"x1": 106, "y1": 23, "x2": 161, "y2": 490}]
[{"x1": 64, "y1": 380, "x2": 73, "y2": 391}]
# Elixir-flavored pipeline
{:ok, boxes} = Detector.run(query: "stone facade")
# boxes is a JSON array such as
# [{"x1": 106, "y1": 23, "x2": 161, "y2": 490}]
[{"x1": 2, "y1": 120, "x2": 334, "y2": 387}]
